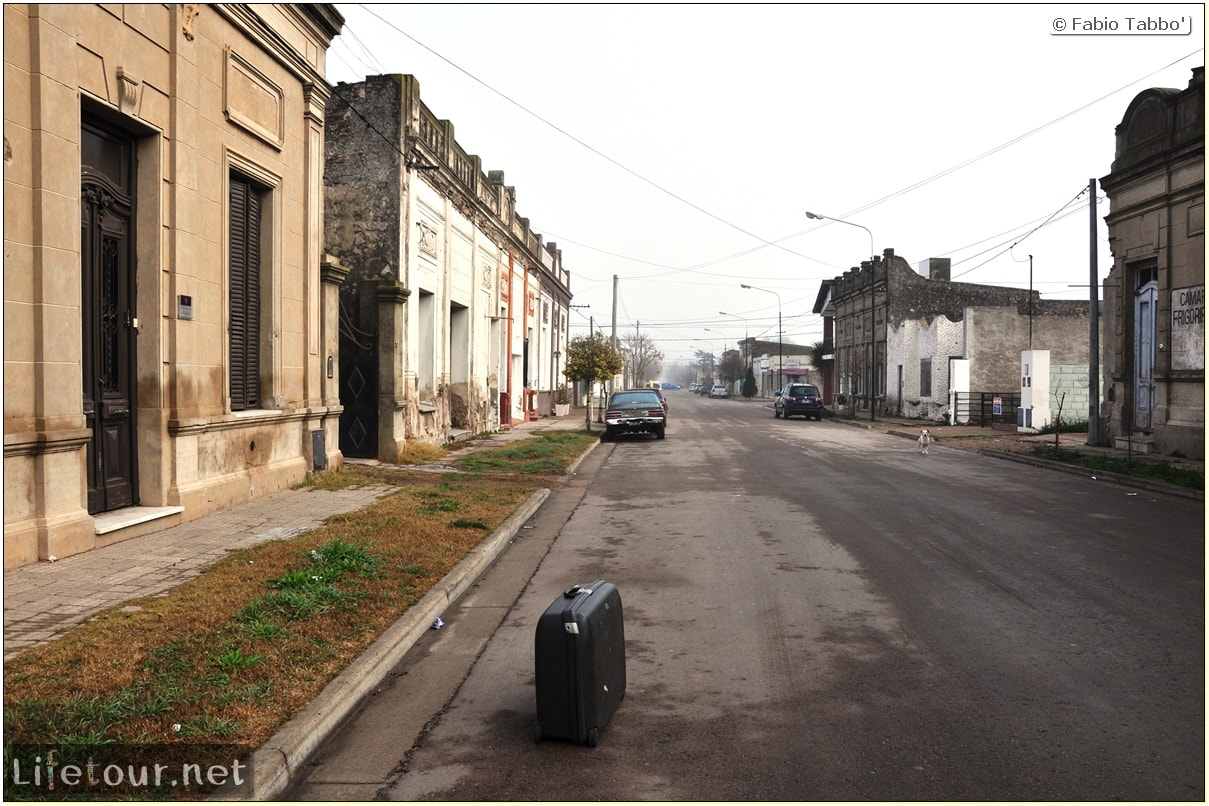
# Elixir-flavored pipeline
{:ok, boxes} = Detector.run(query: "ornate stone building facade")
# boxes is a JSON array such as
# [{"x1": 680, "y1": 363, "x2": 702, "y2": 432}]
[
  {"x1": 4, "y1": 4, "x2": 344, "y2": 568},
  {"x1": 1100, "y1": 67, "x2": 1204, "y2": 458}
]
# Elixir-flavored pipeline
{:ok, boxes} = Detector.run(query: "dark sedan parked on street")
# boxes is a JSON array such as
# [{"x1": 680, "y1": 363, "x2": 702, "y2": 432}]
[
  {"x1": 774, "y1": 383, "x2": 825, "y2": 420},
  {"x1": 604, "y1": 389, "x2": 667, "y2": 440}
]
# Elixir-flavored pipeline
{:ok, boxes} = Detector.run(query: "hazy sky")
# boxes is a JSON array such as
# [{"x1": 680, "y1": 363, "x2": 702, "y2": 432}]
[{"x1": 326, "y1": 3, "x2": 1204, "y2": 362}]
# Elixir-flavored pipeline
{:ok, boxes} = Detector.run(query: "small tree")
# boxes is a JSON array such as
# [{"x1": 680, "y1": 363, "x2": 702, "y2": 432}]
[
  {"x1": 810, "y1": 340, "x2": 829, "y2": 370},
  {"x1": 621, "y1": 330, "x2": 663, "y2": 387},
  {"x1": 563, "y1": 333, "x2": 623, "y2": 431},
  {"x1": 1052, "y1": 381, "x2": 1067, "y2": 458},
  {"x1": 742, "y1": 364, "x2": 758, "y2": 399},
  {"x1": 720, "y1": 350, "x2": 745, "y2": 387},
  {"x1": 694, "y1": 348, "x2": 716, "y2": 380}
]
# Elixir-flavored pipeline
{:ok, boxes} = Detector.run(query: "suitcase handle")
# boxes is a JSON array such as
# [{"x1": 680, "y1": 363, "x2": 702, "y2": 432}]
[{"x1": 563, "y1": 583, "x2": 593, "y2": 598}]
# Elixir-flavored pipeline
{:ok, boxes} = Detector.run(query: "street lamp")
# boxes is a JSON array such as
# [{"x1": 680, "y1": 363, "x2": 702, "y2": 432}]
[
  {"x1": 806, "y1": 211, "x2": 877, "y2": 420},
  {"x1": 719, "y1": 311, "x2": 750, "y2": 369},
  {"x1": 740, "y1": 284, "x2": 782, "y2": 395},
  {"x1": 805, "y1": 211, "x2": 875, "y2": 263},
  {"x1": 703, "y1": 328, "x2": 726, "y2": 380}
]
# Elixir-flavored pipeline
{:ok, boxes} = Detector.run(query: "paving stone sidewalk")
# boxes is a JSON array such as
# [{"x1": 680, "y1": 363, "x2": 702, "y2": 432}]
[
  {"x1": 2, "y1": 484, "x2": 396, "y2": 659},
  {"x1": 2, "y1": 415, "x2": 589, "y2": 660}
]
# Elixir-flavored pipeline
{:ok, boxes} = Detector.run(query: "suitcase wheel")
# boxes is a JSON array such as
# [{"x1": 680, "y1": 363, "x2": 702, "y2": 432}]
[
  {"x1": 587, "y1": 727, "x2": 599, "y2": 748},
  {"x1": 534, "y1": 724, "x2": 543, "y2": 744}
]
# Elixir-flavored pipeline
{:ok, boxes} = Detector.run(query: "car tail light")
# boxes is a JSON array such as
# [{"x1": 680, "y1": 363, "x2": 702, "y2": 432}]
[{"x1": 649, "y1": 409, "x2": 664, "y2": 417}]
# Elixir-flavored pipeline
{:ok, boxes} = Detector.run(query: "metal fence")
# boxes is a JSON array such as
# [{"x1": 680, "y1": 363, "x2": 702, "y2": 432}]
[{"x1": 952, "y1": 392, "x2": 1021, "y2": 427}]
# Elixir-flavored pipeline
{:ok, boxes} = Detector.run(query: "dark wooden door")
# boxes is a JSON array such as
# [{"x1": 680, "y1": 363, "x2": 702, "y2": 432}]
[
  {"x1": 338, "y1": 281, "x2": 378, "y2": 458},
  {"x1": 81, "y1": 121, "x2": 138, "y2": 514}
]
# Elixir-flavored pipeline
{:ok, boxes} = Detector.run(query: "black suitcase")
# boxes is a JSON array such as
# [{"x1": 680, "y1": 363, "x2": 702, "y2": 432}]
[{"x1": 534, "y1": 579, "x2": 626, "y2": 747}]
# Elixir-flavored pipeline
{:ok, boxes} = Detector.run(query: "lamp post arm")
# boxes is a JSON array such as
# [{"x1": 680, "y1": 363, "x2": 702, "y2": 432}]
[{"x1": 806, "y1": 211, "x2": 875, "y2": 262}]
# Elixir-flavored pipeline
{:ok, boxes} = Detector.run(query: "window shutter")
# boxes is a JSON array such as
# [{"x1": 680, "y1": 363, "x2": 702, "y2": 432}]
[
  {"x1": 245, "y1": 189, "x2": 260, "y2": 408},
  {"x1": 229, "y1": 177, "x2": 261, "y2": 410}
]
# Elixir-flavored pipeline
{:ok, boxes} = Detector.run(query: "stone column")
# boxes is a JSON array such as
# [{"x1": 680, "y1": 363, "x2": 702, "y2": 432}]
[
  {"x1": 3, "y1": 8, "x2": 95, "y2": 567},
  {"x1": 320, "y1": 256, "x2": 349, "y2": 408},
  {"x1": 376, "y1": 281, "x2": 410, "y2": 462},
  {"x1": 312, "y1": 255, "x2": 350, "y2": 471},
  {"x1": 303, "y1": 83, "x2": 329, "y2": 404}
]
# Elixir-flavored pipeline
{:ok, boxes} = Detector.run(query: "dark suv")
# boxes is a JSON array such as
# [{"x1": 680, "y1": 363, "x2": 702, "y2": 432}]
[{"x1": 774, "y1": 383, "x2": 825, "y2": 420}]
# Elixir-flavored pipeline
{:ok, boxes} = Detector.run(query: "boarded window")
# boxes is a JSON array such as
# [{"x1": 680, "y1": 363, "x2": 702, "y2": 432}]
[
  {"x1": 230, "y1": 175, "x2": 262, "y2": 410},
  {"x1": 920, "y1": 358, "x2": 932, "y2": 398}
]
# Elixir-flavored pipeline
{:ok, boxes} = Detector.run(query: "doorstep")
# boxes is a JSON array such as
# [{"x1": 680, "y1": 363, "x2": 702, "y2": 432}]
[{"x1": 92, "y1": 505, "x2": 185, "y2": 548}]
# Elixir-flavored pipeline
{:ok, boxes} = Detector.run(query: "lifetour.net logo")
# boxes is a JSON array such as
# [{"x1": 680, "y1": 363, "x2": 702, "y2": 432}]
[{"x1": 4, "y1": 744, "x2": 253, "y2": 799}]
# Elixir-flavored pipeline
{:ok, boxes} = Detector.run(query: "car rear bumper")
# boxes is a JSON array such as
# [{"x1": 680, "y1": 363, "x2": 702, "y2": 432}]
[
  {"x1": 781, "y1": 403, "x2": 823, "y2": 415},
  {"x1": 604, "y1": 415, "x2": 665, "y2": 433}
]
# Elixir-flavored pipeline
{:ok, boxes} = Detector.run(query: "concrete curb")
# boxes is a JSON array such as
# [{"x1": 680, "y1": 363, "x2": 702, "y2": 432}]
[
  {"x1": 886, "y1": 428, "x2": 926, "y2": 441},
  {"x1": 563, "y1": 432, "x2": 601, "y2": 476},
  {"x1": 213, "y1": 488, "x2": 551, "y2": 801},
  {"x1": 978, "y1": 449, "x2": 1203, "y2": 501}
]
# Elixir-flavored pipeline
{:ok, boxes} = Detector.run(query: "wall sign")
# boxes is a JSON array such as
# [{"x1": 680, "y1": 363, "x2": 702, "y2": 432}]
[{"x1": 1171, "y1": 284, "x2": 1204, "y2": 370}]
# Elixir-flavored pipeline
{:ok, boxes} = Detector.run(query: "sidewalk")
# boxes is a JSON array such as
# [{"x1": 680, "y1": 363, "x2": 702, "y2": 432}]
[
  {"x1": 3, "y1": 414, "x2": 588, "y2": 660},
  {"x1": 741, "y1": 394, "x2": 1203, "y2": 488},
  {"x1": 834, "y1": 410, "x2": 1204, "y2": 497}
]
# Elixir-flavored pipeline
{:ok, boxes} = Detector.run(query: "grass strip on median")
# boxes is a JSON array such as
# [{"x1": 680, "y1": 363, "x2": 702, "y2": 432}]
[{"x1": 3, "y1": 430, "x2": 598, "y2": 799}]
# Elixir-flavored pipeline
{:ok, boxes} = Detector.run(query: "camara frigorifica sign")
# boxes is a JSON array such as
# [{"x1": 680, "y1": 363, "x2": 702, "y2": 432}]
[{"x1": 1171, "y1": 284, "x2": 1205, "y2": 371}]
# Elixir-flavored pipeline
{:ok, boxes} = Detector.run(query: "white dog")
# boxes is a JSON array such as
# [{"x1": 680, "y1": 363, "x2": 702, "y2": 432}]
[{"x1": 917, "y1": 429, "x2": 931, "y2": 454}]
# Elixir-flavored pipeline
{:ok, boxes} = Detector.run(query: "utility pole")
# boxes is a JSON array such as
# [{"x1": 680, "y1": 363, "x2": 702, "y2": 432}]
[
  {"x1": 1029, "y1": 254, "x2": 1034, "y2": 351},
  {"x1": 1088, "y1": 179, "x2": 1101, "y2": 446},
  {"x1": 611, "y1": 275, "x2": 619, "y2": 350},
  {"x1": 868, "y1": 259, "x2": 875, "y2": 421},
  {"x1": 610, "y1": 275, "x2": 619, "y2": 400}
]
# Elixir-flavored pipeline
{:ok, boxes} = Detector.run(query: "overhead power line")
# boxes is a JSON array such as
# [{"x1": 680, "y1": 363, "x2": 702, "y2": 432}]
[
  {"x1": 351, "y1": 5, "x2": 818, "y2": 265},
  {"x1": 332, "y1": 9, "x2": 1200, "y2": 285}
]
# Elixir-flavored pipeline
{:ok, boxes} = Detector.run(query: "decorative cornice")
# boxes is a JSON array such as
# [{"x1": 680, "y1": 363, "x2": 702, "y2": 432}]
[
  {"x1": 375, "y1": 280, "x2": 411, "y2": 304},
  {"x1": 211, "y1": 4, "x2": 335, "y2": 87},
  {"x1": 4, "y1": 429, "x2": 92, "y2": 457},
  {"x1": 320, "y1": 254, "x2": 350, "y2": 285},
  {"x1": 167, "y1": 406, "x2": 339, "y2": 437}
]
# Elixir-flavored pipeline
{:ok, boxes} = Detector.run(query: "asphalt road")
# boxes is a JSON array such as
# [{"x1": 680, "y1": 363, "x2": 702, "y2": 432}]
[{"x1": 288, "y1": 391, "x2": 1204, "y2": 801}]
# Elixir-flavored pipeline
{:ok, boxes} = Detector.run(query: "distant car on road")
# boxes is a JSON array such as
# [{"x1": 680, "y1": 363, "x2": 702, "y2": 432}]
[
  {"x1": 709, "y1": 383, "x2": 729, "y2": 399},
  {"x1": 661, "y1": 382, "x2": 681, "y2": 390},
  {"x1": 604, "y1": 389, "x2": 667, "y2": 440},
  {"x1": 774, "y1": 383, "x2": 825, "y2": 420},
  {"x1": 627, "y1": 387, "x2": 668, "y2": 414}
]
